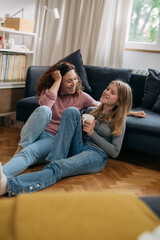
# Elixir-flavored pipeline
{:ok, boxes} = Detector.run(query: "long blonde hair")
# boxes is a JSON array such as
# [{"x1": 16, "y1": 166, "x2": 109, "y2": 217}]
[{"x1": 90, "y1": 80, "x2": 132, "y2": 136}]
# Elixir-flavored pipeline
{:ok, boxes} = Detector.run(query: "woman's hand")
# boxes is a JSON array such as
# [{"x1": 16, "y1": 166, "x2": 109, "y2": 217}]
[
  {"x1": 50, "y1": 70, "x2": 62, "y2": 94},
  {"x1": 135, "y1": 111, "x2": 147, "y2": 118},
  {"x1": 128, "y1": 111, "x2": 147, "y2": 118},
  {"x1": 51, "y1": 70, "x2": 62, "y2": 82},
  {"x1": 83, "y1": 119, "x2": 95, "y2": 136}
]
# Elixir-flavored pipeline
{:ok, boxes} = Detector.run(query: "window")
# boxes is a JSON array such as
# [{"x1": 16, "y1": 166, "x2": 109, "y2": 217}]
[{"x1": 126, "y1": 0, "x2": 160, "y2": 51}]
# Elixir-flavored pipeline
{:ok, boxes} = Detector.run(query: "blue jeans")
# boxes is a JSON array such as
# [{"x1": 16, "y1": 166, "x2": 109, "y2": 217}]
[
  {"x1": 7, "y1": 107, "x2": 107, "y2": 196},
  {"x1": 3, "y1": 106, "x2": 54, "y2": 177}
]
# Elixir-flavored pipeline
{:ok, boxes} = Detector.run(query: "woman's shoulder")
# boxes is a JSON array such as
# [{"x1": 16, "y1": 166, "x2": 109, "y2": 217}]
[
  {"x1": 78, "y1": 91, "x2": 97, "y2": 100},
  {"x1": 75, "y1": 91, "x2": 90, "y2": 99},
  {"x1": 75, "y1": 91, "x2": 98, "y2": 108},
  {"x1": 78, "y1": 91, "x2": 90, "y2": 97},
  {"x1": 86, "y1": 107, "x2": 97, "y2": 113}
]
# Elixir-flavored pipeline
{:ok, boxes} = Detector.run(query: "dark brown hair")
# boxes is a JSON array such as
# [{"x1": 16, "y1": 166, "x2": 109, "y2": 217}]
[{"x1": 36, "y1": 61, "x2": 83, "y2": 96}]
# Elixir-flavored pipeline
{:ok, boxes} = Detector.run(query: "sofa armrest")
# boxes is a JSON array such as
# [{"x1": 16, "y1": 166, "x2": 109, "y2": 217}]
[{"x1": 16, "y1": 97, "x2": 39, "y2": 122}]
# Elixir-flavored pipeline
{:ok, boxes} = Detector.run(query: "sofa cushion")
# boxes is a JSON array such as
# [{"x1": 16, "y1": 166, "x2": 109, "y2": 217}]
[
  {"x1": 85, "y1": 65, "x2": 132, "y2": 100},
  {"x1": 129, "y1": 74, "x2": 146, "y2": 108},
  {"x1": 61, "y1": 49, "x2": 92, "y2": 93},
  {"x1": 141, "y1": 69, "x2": 160, "y2": 109},
  {"x1": 25, "y1": 50, "x2": 91, "y2": 97},
  {"x1": 126, "y1": 108, "x2": 160, "y2": 136},
  {"x1": 152, "y1": 93, "x2": 160, "y2": 113}
]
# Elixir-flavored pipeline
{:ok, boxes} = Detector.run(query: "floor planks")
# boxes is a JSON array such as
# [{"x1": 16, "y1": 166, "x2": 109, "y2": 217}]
[{"x1": 0, "y1": 125, "x2": 160, "y2": 198}]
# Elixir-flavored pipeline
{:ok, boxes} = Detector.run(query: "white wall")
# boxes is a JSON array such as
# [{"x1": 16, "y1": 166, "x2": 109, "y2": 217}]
[
  {"x1": 123, "y1": 50, "x2": 160, "y2": 70},
  {"x1": 0, "y1": 0, "x2": 36, "y2": 20}
]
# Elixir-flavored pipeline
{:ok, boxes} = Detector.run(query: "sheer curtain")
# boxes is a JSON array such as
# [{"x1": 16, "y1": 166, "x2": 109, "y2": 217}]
[
  {"x1": 35, "y1": 0, "x2": 132, "y2": 68},
  {"x1": 92, "y1": 0, "x2": 133, "y2": 67}
]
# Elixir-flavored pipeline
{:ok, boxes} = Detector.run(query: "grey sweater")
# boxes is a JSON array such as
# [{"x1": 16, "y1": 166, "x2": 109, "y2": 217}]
[{"x1": 84, "y1": 109, "x2": 126, "y2": 159}]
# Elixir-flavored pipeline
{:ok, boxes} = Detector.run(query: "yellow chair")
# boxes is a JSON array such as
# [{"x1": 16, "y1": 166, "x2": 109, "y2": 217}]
[{"x1": 0, "y1": 192, "x2": 159, "y2": 240}]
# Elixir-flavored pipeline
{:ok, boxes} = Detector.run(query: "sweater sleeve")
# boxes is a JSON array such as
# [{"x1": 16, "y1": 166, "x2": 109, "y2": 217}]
[
  {"x1": 88, "y1": 123, "x2": 126, "y2": 158},
  {"x1": 81, "y1": 92, "x2": 99, "y2": 108},
  {"x1": 39, "y1": 89, "x2": 57, "y2": 108}
]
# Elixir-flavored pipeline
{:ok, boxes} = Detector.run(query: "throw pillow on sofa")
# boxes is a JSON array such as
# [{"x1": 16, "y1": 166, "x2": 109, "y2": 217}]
[
  {"x1": 141, "y1": 69, "x2": 160, "y2": 109},
  {"x1": 85, "y1": 65, "x2": 132, "y2": 100},
  {"x1": 60, "y1": 49, "x2": 92, "y2": 93},
  {"x1": 152, "y1": 93, "x2": 160, "y2": 113}
]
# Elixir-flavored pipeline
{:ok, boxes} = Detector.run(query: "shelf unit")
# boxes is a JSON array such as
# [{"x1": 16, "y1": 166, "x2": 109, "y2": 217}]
[{"x1": 0, "y1": 28, "x2": 36, "y2": 116}]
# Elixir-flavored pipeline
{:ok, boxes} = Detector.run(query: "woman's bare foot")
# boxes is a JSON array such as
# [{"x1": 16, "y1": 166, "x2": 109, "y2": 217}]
[{"x1": 14, "y1": 145, "x2": 23, "y2": 156}]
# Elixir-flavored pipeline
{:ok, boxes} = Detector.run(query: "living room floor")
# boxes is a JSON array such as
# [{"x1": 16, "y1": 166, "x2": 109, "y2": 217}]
[{"x1": 0, "y1": 122, "x2": 160, "y2": 198}]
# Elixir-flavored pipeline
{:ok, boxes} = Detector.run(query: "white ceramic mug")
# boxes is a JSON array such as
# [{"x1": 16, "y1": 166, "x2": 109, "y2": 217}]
[{"x1": 82, "y1": 114, "x2": 95, "y2": 125}]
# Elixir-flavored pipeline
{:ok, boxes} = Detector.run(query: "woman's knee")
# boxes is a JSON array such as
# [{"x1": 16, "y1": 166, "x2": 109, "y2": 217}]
[
  {"x1": 21, "y1": 146, "x2": 44, "y2": 166},
  {"x1": 63, "y1": 107, "x2": 80, "y2": 119},
  {"x1": 35, "y1": 106, "x2": 52, "y2": 122}
]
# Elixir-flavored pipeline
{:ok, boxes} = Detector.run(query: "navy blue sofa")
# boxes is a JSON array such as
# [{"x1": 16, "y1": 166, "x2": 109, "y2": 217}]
[{"x1": 16, "y1": 65, "x2": 160, "y2": 157}]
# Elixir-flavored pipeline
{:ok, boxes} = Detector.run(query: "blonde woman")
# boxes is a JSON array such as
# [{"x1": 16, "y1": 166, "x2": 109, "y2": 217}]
[{"x1": 0, "y1": 80, "x2": 132, "y2": 196}]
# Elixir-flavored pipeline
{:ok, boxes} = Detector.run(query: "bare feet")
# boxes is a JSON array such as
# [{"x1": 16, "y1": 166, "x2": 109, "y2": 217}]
[
  {"x1": 14, "y1": 145, "x2": 23, "y2": 156},
  {"x1": 0, "y1": 162, "x2": 8, "y2": 196}
]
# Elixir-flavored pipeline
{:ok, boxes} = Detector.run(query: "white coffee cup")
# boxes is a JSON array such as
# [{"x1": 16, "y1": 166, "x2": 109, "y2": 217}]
[{"x1": 82, "y1": 114, "x2": 95, "y2": 125}]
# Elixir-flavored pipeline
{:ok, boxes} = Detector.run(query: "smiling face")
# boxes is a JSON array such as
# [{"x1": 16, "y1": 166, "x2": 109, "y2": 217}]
[
  {"x1": 60, "y1": 70, "x2": 78, "y2": 95},
  {"x1": 100, "y1": 83, "x2": 119, "y2": 108}
]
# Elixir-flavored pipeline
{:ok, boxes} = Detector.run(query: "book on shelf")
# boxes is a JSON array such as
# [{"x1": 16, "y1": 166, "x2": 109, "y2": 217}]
[{"x1": 0, "y1": 53, "x2": 27, "y2": 82}]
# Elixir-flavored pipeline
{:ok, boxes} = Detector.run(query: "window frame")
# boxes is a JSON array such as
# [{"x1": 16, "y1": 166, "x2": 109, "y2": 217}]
[{"x1": 125, "y1": 1, "x2": 160, "y2": 52}]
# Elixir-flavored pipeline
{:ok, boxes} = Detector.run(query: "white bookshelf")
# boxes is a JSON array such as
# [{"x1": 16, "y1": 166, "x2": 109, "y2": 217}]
[
  {"x1": 0, "y1": 28, "x2": 36, "y2": 87},
  {"x1": 0, "y1": 48, "x2": 34, "y2": 54},
  {"x1": 0, "y1": 28, "x2": 36, "y2": 115}
]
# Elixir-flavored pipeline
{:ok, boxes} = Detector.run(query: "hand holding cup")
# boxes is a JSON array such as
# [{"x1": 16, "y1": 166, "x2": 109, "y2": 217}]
[
  {"x1": 82, "y1": 114, "x2": 95, "y2": 125},
  {"x1": 82, "y1": 114, "x2": 95, "y2": 136}
]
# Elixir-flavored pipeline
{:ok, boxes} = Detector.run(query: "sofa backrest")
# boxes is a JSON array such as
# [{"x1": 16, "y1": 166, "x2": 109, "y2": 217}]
[
  {"x1": 85, "y1": 65, "x2": 147, "y2": 108},
  {"x1": 24, "y1": 65, "x2": 147, "y2": 108},
  {"x1": 129, "y1": 74, "x2": 146, "y2": 107},
  {"x1": 84, "y1": 65, "x2": 132, "y2": 101},
  {"x1": 24, "y1": 66, "x2": 49, "y2": 97}
]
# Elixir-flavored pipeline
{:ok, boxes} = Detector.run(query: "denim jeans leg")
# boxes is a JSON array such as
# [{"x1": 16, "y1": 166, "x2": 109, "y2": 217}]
[
  {"x1": 47, "y1": 107, "x2": 83, "y2": 161},
  {"x1": 19, "y1": 106, "x2": 52, "y2": 148},
  {"x1": 3, "y1": 132, "x2": 55, "y2": 177},
  {"x1": 7, "y1": 146, "x2": 107, "y2": 196},
  {"x1": 55, "y1": 146, "x2": 107, "y2": 178}
]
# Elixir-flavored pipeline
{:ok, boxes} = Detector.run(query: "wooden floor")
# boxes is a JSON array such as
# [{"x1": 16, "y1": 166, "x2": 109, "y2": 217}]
[{"x1": 0, "y1": 124, "x2": 160, "y2": 198}]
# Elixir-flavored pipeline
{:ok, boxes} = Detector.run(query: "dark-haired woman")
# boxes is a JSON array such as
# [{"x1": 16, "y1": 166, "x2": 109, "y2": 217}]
[{"x1": 2, "y1": 62, "x2": 98, "y2": 178}]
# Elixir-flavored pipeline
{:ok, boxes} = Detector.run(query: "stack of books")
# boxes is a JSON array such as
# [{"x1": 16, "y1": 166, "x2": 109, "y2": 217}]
[{"x1": 0, "y1": 53, "x2": 27, "y2": 82}]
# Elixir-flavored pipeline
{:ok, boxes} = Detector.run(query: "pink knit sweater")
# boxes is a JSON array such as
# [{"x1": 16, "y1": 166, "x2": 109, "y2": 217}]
[{"x1": 39, "y1": 89, "x2": 98, "y2": 135}]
